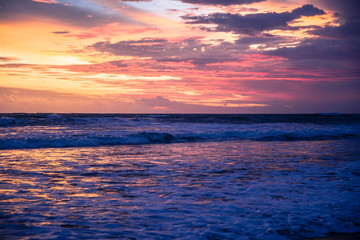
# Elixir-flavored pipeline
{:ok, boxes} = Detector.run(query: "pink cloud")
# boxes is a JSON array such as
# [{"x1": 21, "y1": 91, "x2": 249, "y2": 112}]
[
  {"x1": 32, "y1": 0, "x2": 59, "y2": 4},
  {"x1": 65, "y1": 23, "x2": 158, "y2": 39}
]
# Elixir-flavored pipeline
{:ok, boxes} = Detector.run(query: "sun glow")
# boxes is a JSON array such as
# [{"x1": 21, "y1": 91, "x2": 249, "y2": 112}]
[
  {"x1": 0, "y1": 0, "x2": 358, "y2": 113},
  {"x1": 49, "y1": 56, "x2": 90, "y2": 65}
]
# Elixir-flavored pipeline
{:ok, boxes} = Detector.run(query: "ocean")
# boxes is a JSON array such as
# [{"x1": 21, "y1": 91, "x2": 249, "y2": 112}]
[{"x1": 0, "y1": 114, "x2": 359, "y2": 239}]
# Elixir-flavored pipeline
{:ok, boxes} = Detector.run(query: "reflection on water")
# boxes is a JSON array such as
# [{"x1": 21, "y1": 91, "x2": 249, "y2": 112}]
[{"x1": 1, "y1": 140, "x2": 360, "y2": 239}]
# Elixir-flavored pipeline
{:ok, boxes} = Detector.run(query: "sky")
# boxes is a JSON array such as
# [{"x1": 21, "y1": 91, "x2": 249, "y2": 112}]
[{"x1": 0, "y1": 0, "x2": 359, "y2": 113}]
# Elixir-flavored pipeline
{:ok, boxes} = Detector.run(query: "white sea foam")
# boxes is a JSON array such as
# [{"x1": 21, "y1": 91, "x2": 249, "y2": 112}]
[
  {"x1": 0, "y1": 140, "x2": 359, "y2": 239},
  {"x1": 1, "y1": 118, "x2": 359, "y2": 149}
]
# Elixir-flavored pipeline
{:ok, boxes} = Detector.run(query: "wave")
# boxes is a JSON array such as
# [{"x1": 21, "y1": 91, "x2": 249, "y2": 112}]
[
  {"x1": 1, "y1": 113, "x2": 360, "y2": 127},
  {"x1": 0, "y1": 132, "x2": 178, "y2": 150},
  {"x1": 1, "y1": 113, "x2": 359, "y2": 149},
  {"x1": 1, "y1": 128, "x2": 358, "y2": 150}
]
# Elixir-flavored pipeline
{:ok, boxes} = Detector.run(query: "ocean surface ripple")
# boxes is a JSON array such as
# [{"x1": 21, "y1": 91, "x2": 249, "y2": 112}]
[
  {"x1": 0, "y1": 114, "x2": 359, "y2": 239},
  {"x1": 1, "y1": 114, "x2": 359, "y2": 149}
]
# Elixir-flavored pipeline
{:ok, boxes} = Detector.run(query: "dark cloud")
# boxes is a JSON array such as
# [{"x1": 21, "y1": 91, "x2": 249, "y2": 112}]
[
  {"x1": 262, "y1": 2, "x2": 360, "y2": 75},
  {"x1": 262, "y1": 37, "x2": 360, "y2": 85},
  {"x1": 0, "y1": 57, "x2": 20, "y2": 62},
  {"x1": 136, "y1": 82, "x2": 360, "y2": 113},
  {"x1": 108, "y1": 61, "x2": 128, "y2": 68},
  {"x1": 291, "y1": 4, "x2": 326, "y2": 17},
  {"x1": 179, "y1": 0, "x2": 265, "y2": 6},
  {"x1": 92, "y1": 37, "x2": 239, "y2": 65},
  {"x1": 235, "y1": 34, "x2": 286, "y2": 44},
  {"x1": 0, "y1": 63, "x2": 33, "y2": 68},
  {"x1": 235, "y1": 79, "x2": 360, "y2": 113},
  {"x1": 157, "y1": 57, "x2": 238, "y2": 65},
  {"x1": 265, "y1": 38, "x2": 360, "y2": 62},
  {"x1": 136, "y1": 96, "x2": 270, "y2": 114},
  {"x1": 311, "y1": 20, "x2": 360, "y2": 39},
  {"x1": 315, "y1": 0, "x2": 360, "y2": 21},
  {"x1": 137, "y1": 96, "x2": 178, "y2": 108},
  {"x1": 93, "y1": 38, "x2": 172, "y2": 58},
  {"x1": 0, "y1": 0, "x2": 135, "y2": 27},
  {"x1": 309, "y1": 0, "x2": 360, "y2": 40},
  {"x1": 183, "y1": 4, "x2": 325, "y2": 35},
  {"x1": 52, "y1": 31, "x2": 71, "y2": 35}
]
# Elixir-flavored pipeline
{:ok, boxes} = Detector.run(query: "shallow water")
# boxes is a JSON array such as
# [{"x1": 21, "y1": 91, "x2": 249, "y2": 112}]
[{"x1": 1, "y1": 139, "x2": 359, "y2": 239}]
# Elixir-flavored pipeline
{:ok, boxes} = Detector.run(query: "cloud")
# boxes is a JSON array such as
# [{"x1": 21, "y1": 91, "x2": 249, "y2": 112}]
[
  {"x1": 52, "y1": 31, "x2": 71, "y2": 35},
  {"x1": 179, "y1": 0, "x2": 265, "y2": 6},
  {"x1": 309, "y1": 0, "x2": 360, "y2": 39},
  {"x1": 0, "y1": 88, "x2": 269, "y2": 113},
  {"x1": 311, "y1": 20, "x2": 360, "y2": 39},
  {"x1": 265, "y1": 38, "x2": 360, "y2": 62},
  {"x1": 0, "y1": 0, "x2": 135, "y2": 27},
  {"x1": 261, "y1": 36, "x2": 360, "y2": 89},
  {"x1": 314, "y1": 0, "x2": 360, "y2": 21},
  {"x1": 235, "y1": 34, "x2": 287, "y2": 45},
  {"x1": 0, "y1": 87, "x2": 136, "y2": 113},
  {"x1": 0, "y1": 57, "x2": 20, "y2": 62},
  {"x1": 66, "y1": 23, "x2": 157, "y2": 40},
  {"x1": 94, "y1": 0, "x2": 266, "y2": 6},
  {"x1": 92, "y1": 37, "x2": 240, "y2": 65},
  {"x1": 157, "y1": 57, "x2": 238, "y2": 65},
  {"x1": 93, "y1": 38, "x2": 177, "y2": 58},
  {"x1": 136, "y1": 96, "x2": 181, "y2": 108},
  {"x1": 0, "y1": 63, "x2": 34, "y2": 68},
  {"x1": 136, "y1": 91, "x2": 359, "y2": 113},
  {"x1": 290, "y1": 4, "x2": 326, "y2": 17},
  {"x1": 262, "y1": 2, "x2": 360, "y2": 76},
  {"x1": 234, "y1": 79, "x2": 360, "y2": 113},
  {"x1": 32, "y1": 0, "x2": 59, "y2": 3},
  {"x1": 182, "y1": 4, "x2": 325, "y2": 35},
  {"x1": 136, "y1": 96, "x2": 271, "y2": 113}
]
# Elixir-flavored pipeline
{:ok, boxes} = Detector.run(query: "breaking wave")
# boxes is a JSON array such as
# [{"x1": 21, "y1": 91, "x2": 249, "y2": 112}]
[{"x1": 1, "y1": 128, "x2": 359, "y2": 150}]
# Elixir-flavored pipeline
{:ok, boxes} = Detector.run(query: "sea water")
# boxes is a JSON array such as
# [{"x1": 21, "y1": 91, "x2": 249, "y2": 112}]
[{"x1": 0, "y1": 114, "x2": 359, "y2": 239}]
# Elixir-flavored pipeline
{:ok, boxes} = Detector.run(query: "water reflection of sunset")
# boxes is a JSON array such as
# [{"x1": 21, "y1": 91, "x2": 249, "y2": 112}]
[{"x1": 1, "y1": 139, "x2": 359, "y2": 238}]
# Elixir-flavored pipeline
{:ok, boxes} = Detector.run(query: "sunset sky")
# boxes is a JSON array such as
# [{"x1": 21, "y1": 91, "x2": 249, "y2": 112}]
[{"x1": 0, "y1": 0, "x2": 359, "y2": 113}]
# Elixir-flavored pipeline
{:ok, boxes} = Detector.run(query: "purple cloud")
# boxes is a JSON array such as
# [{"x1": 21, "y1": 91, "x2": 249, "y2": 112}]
[
  {"x1": 0, "y1": 57, "x2": 20, "y2": 62},
  {"x1": 0, "y1": 0, "x2": 136, "y2": 27},
  {"x1": 311, "y1": 21, "x2": 360, "y2": 39},
  {"x1": 92, "y1": 38, "x2": 240, "y2": 65},
  {"x1": 316, "y1": 0, "x2": 360, "y2": 21},
  {"x1": 179, "y1": 0, "x2": 265, "y2": 6},
  {"x1": 93, "y1": 38, "x2": 172, "y2": 58},
  {"x1": 182, "y1": 4, "x2": 325, "y2": 35},
  {"x1": 52, "y1": 31, "x2": 71, "y2": 35},
  {"x1": 290, "y1": 4, "x2": 326, "y2": 17},
  {"x1": 310, "y1": 0, "x2": 360, "y2": 40},
  {"x1": 265, "y1": 38, "x2": 359, "y2": 62},
  {"x1": 263, "y1": 1, "x2": 360, "y2": 75}
]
